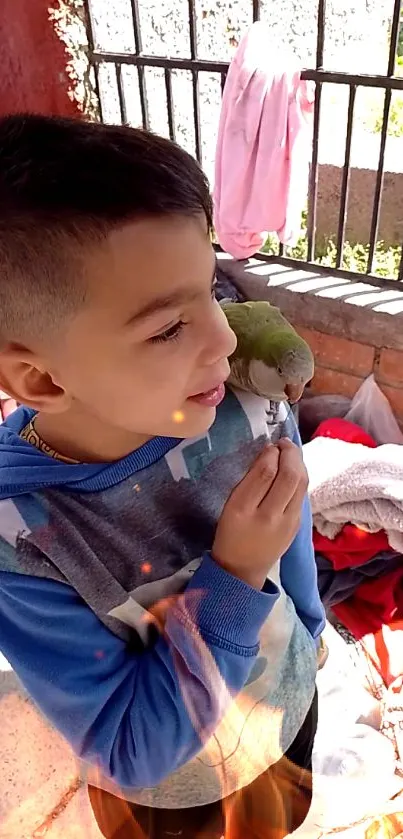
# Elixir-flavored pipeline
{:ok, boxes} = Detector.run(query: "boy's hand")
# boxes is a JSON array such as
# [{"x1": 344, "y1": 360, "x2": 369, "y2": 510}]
[{"x1": 212, "y1": 439, "x2": 308, "y2": 590}]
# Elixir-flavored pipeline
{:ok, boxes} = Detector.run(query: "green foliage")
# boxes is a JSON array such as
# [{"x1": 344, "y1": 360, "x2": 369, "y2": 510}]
[
  {"x1": 372, "y1": 95, "x2": 403, "y2": 138},
  {"x1": 366, "y1": 50, "x2": 403, "y2": 137},
  {"x1": 319, "y1": 239, "x2": 402, "y2": 278},
  {"x1": 398, "y1": 12, "x2": 403, "y2": 58},
  {"x1": 263, "y1": 212, "x2": 402, "y2": 281}
]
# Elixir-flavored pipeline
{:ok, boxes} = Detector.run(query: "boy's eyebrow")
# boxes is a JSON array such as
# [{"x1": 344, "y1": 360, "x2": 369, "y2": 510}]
[
  {"x1": 125, "y1": 267, "x2": 217, "y2": 327},
  {"x1": 125, "y1": 289, "x2": 198, "y2": 327}
]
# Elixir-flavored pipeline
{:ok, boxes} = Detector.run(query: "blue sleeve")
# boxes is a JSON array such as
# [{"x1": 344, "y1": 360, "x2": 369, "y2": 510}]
[
  {"x1": 279, "y1": 414, "x2": 326, "y2": 639},
  {"x1": 0, "y1": 553, "x2": 277, "y2": 789}
]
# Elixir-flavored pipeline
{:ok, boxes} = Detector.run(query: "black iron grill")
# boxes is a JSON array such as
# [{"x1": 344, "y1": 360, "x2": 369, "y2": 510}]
[{"x1": 84, "y1": 0, "x2": 403, "y2": 288}]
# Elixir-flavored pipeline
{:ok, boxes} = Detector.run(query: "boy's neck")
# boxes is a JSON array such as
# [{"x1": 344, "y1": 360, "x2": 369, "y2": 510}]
[{"x1": 34, "y1": 410, "x2": 152, "y2": 464}]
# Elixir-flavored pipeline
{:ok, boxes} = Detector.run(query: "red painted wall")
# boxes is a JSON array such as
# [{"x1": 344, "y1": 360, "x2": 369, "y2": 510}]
[{"x1": 0, "y1": 0, "x2": 79, "y2": 117}]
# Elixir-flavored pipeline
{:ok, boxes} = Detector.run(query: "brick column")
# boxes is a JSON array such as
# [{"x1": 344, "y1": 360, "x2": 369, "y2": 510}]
[{"x1": 0, "y1": 0, "x2": 79, "y2": 117}]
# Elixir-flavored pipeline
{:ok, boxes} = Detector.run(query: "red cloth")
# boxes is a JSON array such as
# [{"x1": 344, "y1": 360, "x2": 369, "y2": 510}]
[
  {"x1": 312, "y1": 416, "x2": 388, "y2": 569},
  {"x1": 313, "y1": 526, "x2": 390, "y2": 570},
  {"x1": 313, "y1": 417, "x2": 403, "y2": 685},
  {"x1": 359, "y1": 621, "x2": 403, "y2": 688},
  {"x1": 333, "y1": 566, "x2": 403, "y2": 641},
  {"x1": 312, "y1": 417, "x2": 377, "y2": 448}
]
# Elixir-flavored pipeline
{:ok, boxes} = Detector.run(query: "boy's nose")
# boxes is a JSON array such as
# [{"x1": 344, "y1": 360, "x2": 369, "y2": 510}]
[{"x1": 226, "y1": 324, "x2": 238, "y2": 359}]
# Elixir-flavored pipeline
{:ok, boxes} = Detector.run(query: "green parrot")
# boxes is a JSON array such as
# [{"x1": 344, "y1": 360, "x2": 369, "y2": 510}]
[{"x1": 221, "y1": 300, "x2": 314, "y2": 404}]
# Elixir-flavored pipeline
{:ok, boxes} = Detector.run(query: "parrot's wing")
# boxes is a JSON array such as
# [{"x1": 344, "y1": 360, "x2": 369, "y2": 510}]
[
  {"x1": 220, "y1": 302, "x2": 254, "y2": 360},
  {"x1": 228, "y1": 358, "x2": 286, "y2": 402},
  {"x1": 248, "y1": 358, "x2": 286, "y2": 402},
  {"x1": 223, "y1": 301, "x2": 301, "y2": 362},
  {"x1": 227, "y1": 358, "x2": 254, "y2": 393}
]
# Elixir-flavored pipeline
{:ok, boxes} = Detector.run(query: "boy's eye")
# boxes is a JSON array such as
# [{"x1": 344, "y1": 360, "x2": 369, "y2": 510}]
[
  {"x1": 149, "y1": 321, "x2": 185, "y2": 344},
  {"x1": 149, "y1": 281, "x2": 216, "y2": 345}
]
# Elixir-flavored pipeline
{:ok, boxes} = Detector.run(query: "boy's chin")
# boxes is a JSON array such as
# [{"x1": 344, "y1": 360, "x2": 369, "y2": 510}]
[{"x1": 172, "y1": 404, "x2": 217, "y2": 439}]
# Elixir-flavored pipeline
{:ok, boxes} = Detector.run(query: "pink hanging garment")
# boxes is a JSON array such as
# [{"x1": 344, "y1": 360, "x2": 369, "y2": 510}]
[{"x1": 213, "y1": 22, "x2": 314, "y2": 258}]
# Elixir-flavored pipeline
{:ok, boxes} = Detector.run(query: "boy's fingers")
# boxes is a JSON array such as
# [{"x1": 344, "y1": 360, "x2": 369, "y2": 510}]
[
  {"x1": 259, "y1": 443, "x2": 306, "y2": 515},
  {"x1": 232, "y1": 445, "x2": 280, "y2": 512},
  {"x1": 1, "y1": 398, "x2": 17, "y2": 420},
  {"x1": 283, "y1": 481, "x2": 306, "y2": 520},
  {"x1": 276, "y1": 437, "x2": 294, "y2": 449},
  {"x1": 277, "y1": 482, "x2": 306, "y2": 541}
]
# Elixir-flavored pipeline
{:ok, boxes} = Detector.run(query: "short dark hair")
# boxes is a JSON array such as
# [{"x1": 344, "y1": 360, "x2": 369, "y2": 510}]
[{"x1": 0, "y1": 113, "x2": 213, "y2": 343}]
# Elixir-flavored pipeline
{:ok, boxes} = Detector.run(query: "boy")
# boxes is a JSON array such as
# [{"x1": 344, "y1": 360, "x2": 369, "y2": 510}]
[{"x1": 0, "y1": 114, "x2": 325, "y2": 839}]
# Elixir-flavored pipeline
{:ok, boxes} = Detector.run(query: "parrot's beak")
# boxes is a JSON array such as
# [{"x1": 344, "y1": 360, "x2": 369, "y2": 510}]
[{"x1": 284, "y1": 382, "x2": 305, "y2": 404}]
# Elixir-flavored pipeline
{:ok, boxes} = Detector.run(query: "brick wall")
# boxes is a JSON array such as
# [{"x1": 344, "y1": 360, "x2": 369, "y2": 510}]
[
  {"x1": 294, "y1": 327, "x2": 403, "y2": 422},
  {"x1": 218, "y1": 254, "x2": 403, "y2": 425}
]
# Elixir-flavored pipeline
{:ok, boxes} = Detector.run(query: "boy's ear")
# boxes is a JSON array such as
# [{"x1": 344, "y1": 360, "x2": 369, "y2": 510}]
[{"x1": 0, "y1": 345, "x2": 70, "y2": 413}]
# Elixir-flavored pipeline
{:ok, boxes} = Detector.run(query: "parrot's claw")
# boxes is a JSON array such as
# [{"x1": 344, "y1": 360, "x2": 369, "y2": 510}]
[{"x1": 265, "y1": 400, "x2": 281, "y2": 427}]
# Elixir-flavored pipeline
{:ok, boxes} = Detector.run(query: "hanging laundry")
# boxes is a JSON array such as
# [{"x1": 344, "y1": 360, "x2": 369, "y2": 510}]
[{"x1": 213, "y1": 22, "x2": 314, "y2": 258}]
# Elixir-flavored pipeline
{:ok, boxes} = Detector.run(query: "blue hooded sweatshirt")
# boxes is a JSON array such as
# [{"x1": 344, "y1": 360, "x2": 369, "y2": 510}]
[{"x1": 0, "y1": 391, "x2": 324, "y2": 808}]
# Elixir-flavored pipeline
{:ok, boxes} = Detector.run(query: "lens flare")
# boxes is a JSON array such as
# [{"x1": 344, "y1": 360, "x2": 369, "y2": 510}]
[
  {"x1": 172, "y1": 410, "x2": 185, "y2": 423},
  {"x1": 141, "y1": 562, "x2": 152, "y2": 574},
  {"x1": 89, "y1": 590, "x2": 305, "y2": 839}
]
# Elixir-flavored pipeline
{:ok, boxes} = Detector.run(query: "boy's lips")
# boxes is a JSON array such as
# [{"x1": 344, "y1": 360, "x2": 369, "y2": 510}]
[{"x1": 187, "y1": 382, "x2": 226, "y2": 408}]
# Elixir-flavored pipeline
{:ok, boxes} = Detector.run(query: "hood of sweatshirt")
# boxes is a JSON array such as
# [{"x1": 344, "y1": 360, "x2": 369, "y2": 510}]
[{"x1": 0, "y1": 407, "x2": 181, "y2": 499}]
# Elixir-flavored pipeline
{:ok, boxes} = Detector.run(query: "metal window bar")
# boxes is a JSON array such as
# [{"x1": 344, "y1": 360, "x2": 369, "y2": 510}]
[
  {"x1": 306, "y1": 0, "x2": 326, "y2": 262},
  {"x1": 127, "y1": 0, "x2": 150, "y2": 128},
  {"x1": 115, "y1": 64, "x2": 127, "y2": 124},
  {"x1": 88, "y1": 52, "x2": 403, "y2": 90},
  {"x1": 399, "y1": 245, "x2": 403, "y2": 282},
  {"x1": 129, "y1": 0, "x2": 142, "y2": 53},
  {"x1": 366, "y1": 0, "x2": 402, "y2": 274},
  {"x1": 192, "y1": 69, "x2": 202, "y2": 163},
  {"x1": 187, "y1": 0, "x2": 202, "y2": 162},
  {"x1": 84, "y1": 0, "x2": 103, "y2": 121},
  {"x1": 335, "y1": 84, "x2": 356, "y2": 269},
  {"x1": 137, "y1": 66, "x2": 150, "y2": 130},
  {"x1": 83, "y1": 0, "x2": 403, "y2": 288},
  {"x1": 164, "y1": 69, "x2": 176, "y2": 142},
  {"x1": 252, "y1": 0, "x2": 261, "y2": 22}
]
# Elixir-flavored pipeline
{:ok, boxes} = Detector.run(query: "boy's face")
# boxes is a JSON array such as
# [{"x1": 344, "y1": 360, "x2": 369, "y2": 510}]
[{"x1": 45, "y1": 215, "x2": 237, "y2": 442}]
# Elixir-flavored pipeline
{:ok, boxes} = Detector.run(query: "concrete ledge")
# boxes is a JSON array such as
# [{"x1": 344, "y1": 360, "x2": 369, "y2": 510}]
[{"x1": 218, "y1": 253, "x2": 403, "y2": 351}]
